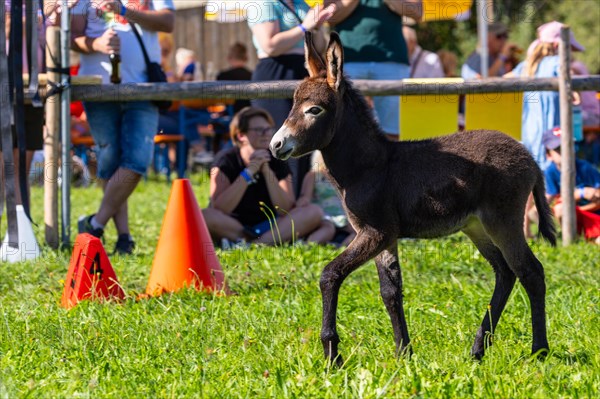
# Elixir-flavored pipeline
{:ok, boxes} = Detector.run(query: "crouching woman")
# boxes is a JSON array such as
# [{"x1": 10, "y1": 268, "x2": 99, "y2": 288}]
[{"x1": 202, "y1": 107, "x2": 323, "y2": 246}]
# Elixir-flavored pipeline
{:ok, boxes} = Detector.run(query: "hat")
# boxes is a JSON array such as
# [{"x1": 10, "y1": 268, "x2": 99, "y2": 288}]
[
  {"x1": 537, "y1": 21, "x2": 585, "y2": 52},
  {"x1": 542, "y1": 127, "x2": 562, "y2": 150},
  {"x1": 488, "y1": 22, "x2": 508, "y2": 36}
]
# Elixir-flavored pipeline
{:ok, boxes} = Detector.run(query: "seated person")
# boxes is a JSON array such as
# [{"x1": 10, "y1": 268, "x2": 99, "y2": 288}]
[
  {"x1": 202, "y1": 107, "x2": 323, "y2": 246},
  {"x1": 543, "y1": 127, "x2": 600, "y2": 245},
  {"x1": 297, "y1": 151, "x2": 356, "y2": 246}
]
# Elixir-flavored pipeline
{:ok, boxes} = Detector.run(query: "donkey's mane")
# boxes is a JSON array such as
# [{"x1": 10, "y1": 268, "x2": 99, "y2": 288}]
[{"x1": 341, "y1": 78, "x2": 386, "y2": 138}]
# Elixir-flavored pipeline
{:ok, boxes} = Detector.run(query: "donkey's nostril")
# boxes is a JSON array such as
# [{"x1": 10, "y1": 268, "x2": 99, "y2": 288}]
[{"x1": 272, "y1": 140, "x2": 283, "y2": 150}]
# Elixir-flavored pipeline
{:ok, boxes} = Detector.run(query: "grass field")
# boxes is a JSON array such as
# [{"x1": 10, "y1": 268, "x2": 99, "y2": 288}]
[{"x1": 1, "y1": 175, "x2": 599, "y2": 398}]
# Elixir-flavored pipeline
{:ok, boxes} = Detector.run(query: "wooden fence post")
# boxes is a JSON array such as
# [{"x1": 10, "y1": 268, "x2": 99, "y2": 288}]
[
  {"x1": 558, "y1": 26, "x2": 576, "y2": 246},
  {"x1": 44, "y1": 26, "x2": 60, "y2": 249}
]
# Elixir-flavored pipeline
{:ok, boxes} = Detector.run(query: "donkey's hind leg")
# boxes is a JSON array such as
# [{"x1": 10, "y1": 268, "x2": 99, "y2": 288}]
[
  {"x1": 375, "y1": 244, "x2": 411, "y2": 357},
  {"x1": 480, "y1": 215, "x2": 549, "y2": 357},
  {"x1": 463, "y1": 219, "x2": 517, "y2": 360}
]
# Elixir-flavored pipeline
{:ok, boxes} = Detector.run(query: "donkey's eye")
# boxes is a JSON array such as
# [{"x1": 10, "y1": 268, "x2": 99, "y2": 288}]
[{"x1": 305, "y1": 106, "x2": 324, "y2": 116}]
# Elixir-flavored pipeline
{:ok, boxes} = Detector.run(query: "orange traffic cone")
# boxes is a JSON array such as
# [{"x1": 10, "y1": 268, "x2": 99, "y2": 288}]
[
  {"x1": 146, "y1": 179, "x2": 227, "y2": 296},
  {"x1": 61, "y1": 233, "x2": 125, "y2": 309}
]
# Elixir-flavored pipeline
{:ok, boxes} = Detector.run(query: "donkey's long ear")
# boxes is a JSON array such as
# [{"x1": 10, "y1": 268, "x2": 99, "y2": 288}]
[
  {"x1": 326, "y1": 32, "x2": 344, "y2": 91},
  {"x1": 304, "y1": 31, "x2": 326, "y2": 77}
]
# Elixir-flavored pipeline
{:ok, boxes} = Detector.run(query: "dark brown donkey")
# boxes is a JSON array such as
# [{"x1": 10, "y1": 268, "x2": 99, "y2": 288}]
[{"x1": 270, "y1": 32, "x2": 555, "y2": 366}]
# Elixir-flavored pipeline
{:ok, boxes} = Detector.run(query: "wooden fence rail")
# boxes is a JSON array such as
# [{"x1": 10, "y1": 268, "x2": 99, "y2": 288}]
[{"x1": 58, "y1": 76, "x2": 600, "y2": 102}]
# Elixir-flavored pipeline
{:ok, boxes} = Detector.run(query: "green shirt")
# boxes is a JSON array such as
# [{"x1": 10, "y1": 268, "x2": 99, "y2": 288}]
[{"x1": 334, "y1": 0, "x2": 409, "y2": 64}]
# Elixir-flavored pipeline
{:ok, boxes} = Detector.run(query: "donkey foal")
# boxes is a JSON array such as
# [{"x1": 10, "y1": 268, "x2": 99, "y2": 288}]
[{"x1": 270, "y1": 32, "x2": 555, "y2": 366}]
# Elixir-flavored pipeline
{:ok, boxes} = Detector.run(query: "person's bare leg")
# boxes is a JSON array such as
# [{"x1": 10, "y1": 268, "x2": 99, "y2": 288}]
[
  {"x1": 97, "y1": 177, "x2": 129, "y2": 235},
  {"x1": 255, "y1": 204, "x2": 322, "y2": 245},
  {"x1": 306, "y1": 220, "x2": 336, "y2": 244},
  {"x1": 524, "y1": 193, "x2": 535, "y2": 239},
  {"x1": 112, "y1": 201, "x2": 129, "y2": 235},
  {"x1": 202, "y1": 207, "x2": 245, "y2": 241},
  {"x1": 94, "y1": 167, "x2": 141, "y2": 226}
]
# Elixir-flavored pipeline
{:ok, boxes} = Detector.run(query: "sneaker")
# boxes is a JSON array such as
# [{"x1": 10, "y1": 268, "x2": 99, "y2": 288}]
[
  {"x1": 220, "y1": 238, "x2": 248, "y2": 250},
  {"x1": 221, "y1": 238, "x2": 232, "y2": 250},
  {"x1": 78, "y1": 214, "x2": 104, "y2": 239},
  {"x1": 114, "y1": 234, "x2": 136, "y2": 255}
]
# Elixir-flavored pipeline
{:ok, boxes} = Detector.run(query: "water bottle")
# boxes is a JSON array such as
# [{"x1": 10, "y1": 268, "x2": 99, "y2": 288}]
[
  {"x1": 109, "y1": 52, "x2": 121, "y2": 84},
  {"x1": 572, "y1": 104, "x2": 583, "y2": 142}
]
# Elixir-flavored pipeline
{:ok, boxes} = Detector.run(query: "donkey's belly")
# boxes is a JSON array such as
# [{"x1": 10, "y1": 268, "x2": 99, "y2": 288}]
[{"x1": 397, "y1": 214, "x2": 470, "y2": 239}]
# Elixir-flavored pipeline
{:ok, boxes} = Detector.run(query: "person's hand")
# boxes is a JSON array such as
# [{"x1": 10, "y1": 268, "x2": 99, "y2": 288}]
[
  {"x1": 296, "y1": 196, "x2": 311, "y2": 207},
  {"x1": 46, "y1": 0, "x2": 80, "y2": 10},
  {"x1": 501, "y1": 42, "x2": 519, "y2": 58},
  {"x1": 98, "y1": 1, "x2": 126, "y2": 16},
  {"x1": 302, "y1": 3, "x2": 336, "y2": 31},
  {"x1": 93, "y1": 28, "x2": 120, "y2": 54},
  {"x1": 582, "y1": 187, "x2": 600, "y2": 202},
  {"x1": 44, "y1": 0, "x2": 80, "y2": 24},
  {"x1": 247, "y1": 149, "x2": 270, "y2": 175}
]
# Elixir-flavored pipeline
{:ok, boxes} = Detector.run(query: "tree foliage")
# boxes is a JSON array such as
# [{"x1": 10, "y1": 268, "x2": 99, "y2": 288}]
[{"x1": 416, "y1": 0, "x2": 600, "y2": 74}]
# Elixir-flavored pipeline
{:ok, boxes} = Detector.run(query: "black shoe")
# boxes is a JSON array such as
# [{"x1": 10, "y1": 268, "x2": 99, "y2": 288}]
[
  {"x1": 114, "y1": 234, "x2": 135, "y2": 255},
  {"x1": 77, "y1": 214, "x2": 104, "y2": 239}
]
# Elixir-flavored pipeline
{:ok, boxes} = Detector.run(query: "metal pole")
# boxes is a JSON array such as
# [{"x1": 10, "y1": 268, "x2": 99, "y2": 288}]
[
  {"x1": 44, "y1": 26, "x2": 60, "y2": 249},
  {"x1": 558, "y1": 26, "x2": 576, "y2": 246},
  {"x1": 60, "y1": 0, "x2": 71, "y2": 248},
  {"x1": 477, "y1": 0, "x2": 488, "y2": 78}
]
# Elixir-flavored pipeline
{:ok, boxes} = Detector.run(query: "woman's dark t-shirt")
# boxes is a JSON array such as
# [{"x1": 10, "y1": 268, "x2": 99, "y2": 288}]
[{"x1": 212, "y1": 147, "x2": 291, "y2": 226}]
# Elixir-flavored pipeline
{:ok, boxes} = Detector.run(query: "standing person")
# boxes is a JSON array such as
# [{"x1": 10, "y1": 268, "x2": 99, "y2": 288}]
[
  {"x1": 505, "y1": 21, "x2": 585, "y2": 238},
  {"x1": 325, "y1": 0, "x2": 422, "y2": 139},
  {"x1": 158, "y1": 31, "x2": 176, "y2": 82},
  {"x1": 70, "y1": 0, "x2": 175, "y2": 255},
  {"x1": 175, "y1": 47, "x2": 198, "y2": 82},
  {"x1": 216, "y1": 42, "x2": 253, "y2": 114},
  {"x1": 506, "y1": 20, "x2": 585, "y2": 169},
  {"x1": 437, "y1": 49, "x2": 459, "y2": 78},
  {"x1": 402, "y1": 26, "x2": 444, "y2": 79},
  {"x1": 461, "y1": 22, "x2": 519, "y2": 79},
  {"x1": 247, "y1": 0, "x2": 335, "y2": 197},
  {"x1": 202, "y1": 107, "x2": 323, "y2": 246}
]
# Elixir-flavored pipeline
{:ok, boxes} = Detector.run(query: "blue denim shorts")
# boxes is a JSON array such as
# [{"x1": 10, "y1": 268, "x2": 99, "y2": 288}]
[{"x1": 84, "y1": 101, "x2": 159, "y2": 179}]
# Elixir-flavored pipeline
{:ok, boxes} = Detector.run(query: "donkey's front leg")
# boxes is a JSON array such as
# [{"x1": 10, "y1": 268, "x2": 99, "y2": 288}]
[
  {"x1": 320, "y1": 229, "x2": 388, "y2": 367},
  {"x1": 375, "y1": 244, "x2": 412, "y2": 357}
]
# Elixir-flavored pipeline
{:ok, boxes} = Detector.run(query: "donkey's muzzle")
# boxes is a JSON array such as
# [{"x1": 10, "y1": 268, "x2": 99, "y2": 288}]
[{"x1": 270, "y1": 125, "x2": 296, "y2": 160}]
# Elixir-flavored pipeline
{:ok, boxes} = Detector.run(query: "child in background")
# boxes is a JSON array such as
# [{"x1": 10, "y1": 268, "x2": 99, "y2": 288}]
[
  {"x1": 543, "y1": 128, "x2": 600, "y2": 245},
  {"x1": 297, "y1": 151, "x2": 356, "y2": 246}
]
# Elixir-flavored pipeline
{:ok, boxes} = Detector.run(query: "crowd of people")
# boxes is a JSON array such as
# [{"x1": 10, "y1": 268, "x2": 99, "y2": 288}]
[{"x1": 2, "y1": 0, "x2": 599, "y2": 254}]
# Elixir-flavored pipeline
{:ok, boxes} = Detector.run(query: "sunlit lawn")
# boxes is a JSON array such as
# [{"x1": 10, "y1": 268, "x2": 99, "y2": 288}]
[{"x1": 0, "y1": 173, "x2": 598, "y2": 397}]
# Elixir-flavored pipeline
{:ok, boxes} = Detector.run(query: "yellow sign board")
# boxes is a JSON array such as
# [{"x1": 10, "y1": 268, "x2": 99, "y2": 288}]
[
  {"x1": 399, "y1": 78, "x2": 463, "y2": 141},
  {"x1": 464, "y1": 93, "x2": 523, "y2": 140}
]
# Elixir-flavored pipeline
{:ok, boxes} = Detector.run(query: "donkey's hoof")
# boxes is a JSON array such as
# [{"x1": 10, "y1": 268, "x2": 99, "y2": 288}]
[
  {"x1": 470, "y1": 346, "x2": 485, "y2": 361},
  {"x1": 327, "y1": 354, "x2": 344, "y2": 368},
  {"x1": 531, "y1": 347, "x2": 549, "y2": 360},
  {"x1": 397, "y1": 345, "x2": 414, "y2": 358}
]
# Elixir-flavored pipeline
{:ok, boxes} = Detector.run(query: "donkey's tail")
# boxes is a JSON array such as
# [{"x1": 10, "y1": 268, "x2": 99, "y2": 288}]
[{"x1": 533, "y1": 172, "x2": 557, "y2": 246}]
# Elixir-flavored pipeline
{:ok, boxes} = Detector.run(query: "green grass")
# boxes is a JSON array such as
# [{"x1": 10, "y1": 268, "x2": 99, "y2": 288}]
[{"x1": 1, "y1": 174, "x2": 599, "y2": 398}]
